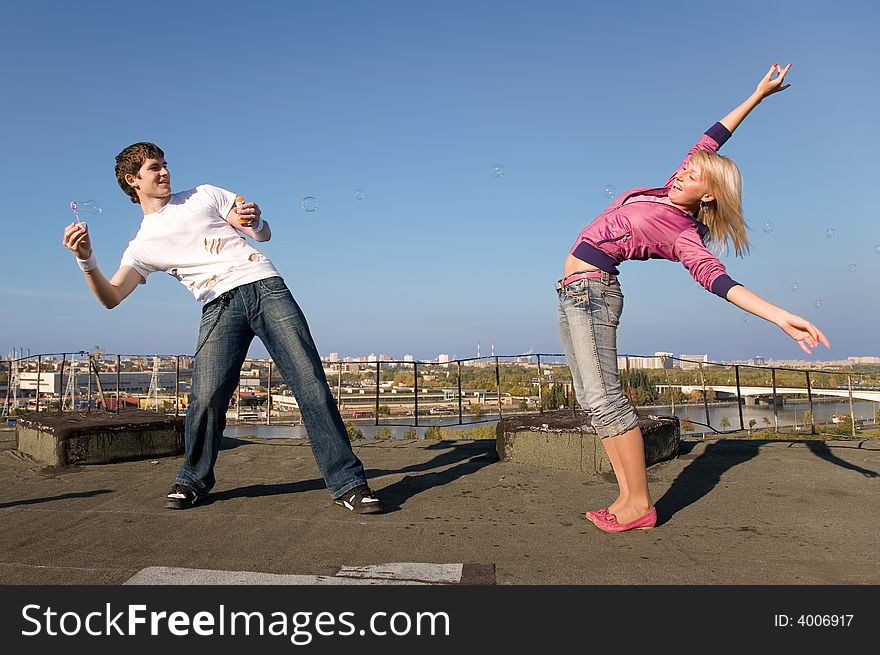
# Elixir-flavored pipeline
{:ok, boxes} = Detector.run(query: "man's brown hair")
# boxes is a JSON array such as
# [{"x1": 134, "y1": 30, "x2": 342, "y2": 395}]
[{"x1": 115, "y1": 142, "x2": 165, "y2": 204}]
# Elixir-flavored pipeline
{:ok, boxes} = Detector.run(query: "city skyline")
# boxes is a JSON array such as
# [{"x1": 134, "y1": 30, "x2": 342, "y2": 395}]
[
  {"x1": 2, "y1": 1, "x2": 877, "y2": 360},
  {"x1": 4, "y1": 345, "x2": 878, "y2": 370}
]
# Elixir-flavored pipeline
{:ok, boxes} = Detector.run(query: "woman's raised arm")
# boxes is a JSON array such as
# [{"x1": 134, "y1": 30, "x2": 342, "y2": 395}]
[{"x1": 719, "y1": 63, "x2": 792, "y2": 134}]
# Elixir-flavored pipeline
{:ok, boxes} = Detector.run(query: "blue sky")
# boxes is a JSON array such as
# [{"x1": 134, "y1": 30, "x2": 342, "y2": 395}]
[{"x1": 2, "y1": 0, "x2": 877, "y2": 362}]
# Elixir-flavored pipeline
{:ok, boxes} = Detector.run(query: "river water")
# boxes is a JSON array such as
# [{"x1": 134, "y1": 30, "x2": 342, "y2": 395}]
[
  {"x1": 224, "y1": 398, "x2": 878, "y2": 440},
  {"x1": 653, "y1": 398, "x2": 876, "y2": 435}
]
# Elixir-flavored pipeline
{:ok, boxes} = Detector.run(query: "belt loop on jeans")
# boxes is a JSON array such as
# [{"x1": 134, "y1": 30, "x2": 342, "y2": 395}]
[{"x1": 557, "y1": 270, "x2": 615, "y2": 291}]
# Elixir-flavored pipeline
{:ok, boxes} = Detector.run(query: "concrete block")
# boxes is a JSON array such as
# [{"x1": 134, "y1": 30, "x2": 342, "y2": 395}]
[
  {"x1": 496, "y1": 410, "x2": 679, "y2": 474},
  {"x1": 15, "y1": 409, "x2": 184, "y2": 466}
]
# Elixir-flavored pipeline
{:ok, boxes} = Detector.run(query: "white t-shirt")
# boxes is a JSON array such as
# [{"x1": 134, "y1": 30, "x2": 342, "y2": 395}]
[{"x1": 121, "y1": 185, "x2": 281, "y2": 304}]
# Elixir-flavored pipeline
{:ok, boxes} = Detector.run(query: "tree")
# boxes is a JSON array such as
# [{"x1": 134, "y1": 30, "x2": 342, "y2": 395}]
[
  {"x1": 620, "y1": 369, "x2": 659, "y2": 405},
  {"x1": 748, "y1": 418, "x2": 757, "y2": 431},
  {"x1": 719, "y1": 416, "x2": 731, "y2": 429},
  {"x1": 542, "y1": 383, "x2": 571, "y2": 410},
  {"x1": 659, "y1": 387, "x2": 686, "y2": 405},
  {"x1": 679, "y1": 418, "x2": 695, "y2": 432},
  {"x1": 835, "y1": 416, "x2": 854, "y2": 436},
  {"x1": 344, "y1": 422, "x2": 363, "y2": 441}
]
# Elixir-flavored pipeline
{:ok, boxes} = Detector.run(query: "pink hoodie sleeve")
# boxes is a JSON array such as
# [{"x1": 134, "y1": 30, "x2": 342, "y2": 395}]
[
  {"x1": 673, "y1": 229, "x2": 740, "y2": 298},
  {"x1": 663, "y1": 123, "x2": 732, "y2": 188}
]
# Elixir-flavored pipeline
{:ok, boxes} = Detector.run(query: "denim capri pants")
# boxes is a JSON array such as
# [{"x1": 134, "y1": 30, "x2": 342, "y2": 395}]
[{"x1": 556, "y1": 275, "x2": 640, "y2": 439}]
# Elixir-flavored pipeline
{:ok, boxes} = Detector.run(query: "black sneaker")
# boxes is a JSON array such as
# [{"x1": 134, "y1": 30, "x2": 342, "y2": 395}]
[
  {"x1": 334, "y1": 484, "x2": 383, "y2": 514},
  {"x1": 164, "y1": 483, "x2": 205, "y2": 509}
]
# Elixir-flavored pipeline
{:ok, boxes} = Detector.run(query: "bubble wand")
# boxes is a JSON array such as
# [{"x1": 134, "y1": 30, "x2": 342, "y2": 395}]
[{"x1": 70, "y1": 200, "x2": 82, "y2": 225}]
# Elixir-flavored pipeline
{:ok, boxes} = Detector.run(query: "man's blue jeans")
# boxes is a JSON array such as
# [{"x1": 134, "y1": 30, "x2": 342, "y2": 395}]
[{"x1": 176, "y1": 276, "x2": 367, "y2": 499}]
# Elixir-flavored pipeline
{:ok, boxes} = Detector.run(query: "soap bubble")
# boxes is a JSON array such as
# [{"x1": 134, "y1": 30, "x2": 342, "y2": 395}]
[
  {"x1": 762, "y1": 221, "x2": 774, "y2": 234},
  {"x1": 814, "y1": 298, "x2": 823, "y2": 309},
  {"x1": 741, "y1": 314, "x2": 751, "y2": 324},
  {"x1": 354, "y1": 189, "x2": 365, "y2": 200},
  {"x1": 848, "y1": 264, "x2": 857, "y2": 273},
  {"x1": 73, "y1": 200, "x2": 103, "y2": 215},
  {"x1": 301, "y1": 196, "x2": 318, "y2": 212},
  {"x1": 825, "y1": 227, "x2": 836, "y2": 239},
  {"x1": 603, "y1": 184, "x2": 616, "y2": 199},
  {"x1": 790, "y1": 281, "x2": 800, "y2": 292},
  {"x1": 491, "y1": 163, "x2": 505, "y2": 179},
  {"x1": 70, "y1": 199, "x2": 103, "y2": 224},
  {"x1": 875, "y1": 244, "x2": 880, "y2": 255}
]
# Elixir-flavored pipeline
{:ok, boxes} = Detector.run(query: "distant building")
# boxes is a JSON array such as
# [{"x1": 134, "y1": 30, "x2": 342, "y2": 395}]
[
  {"x1": 679, "y1": 354, "x2": 709, "y2": 370},
  {"x1": 848, "y1": 356, "x2": 880, "y2": 364},
  {"x1": 322, "y1": 360, "x2": 370, "y2": 375},
  {"x1": 617, "y1": 352, "x2": 674, "y2": 370},
  {"x1": 18, "y1": 371, "x2": 179, "y2": 395}
]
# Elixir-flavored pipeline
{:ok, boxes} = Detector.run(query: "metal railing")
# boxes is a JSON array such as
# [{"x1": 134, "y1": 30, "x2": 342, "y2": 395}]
[
  {"x1": 2, "y1": 351, "x2": 878, "y2": 438},
  {"x1": 652, "y1": 356, "x2": 879, "y2": 438}
]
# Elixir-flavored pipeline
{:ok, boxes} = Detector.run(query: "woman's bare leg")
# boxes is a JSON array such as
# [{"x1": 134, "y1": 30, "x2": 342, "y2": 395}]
[
  {"x1": 601, "y1": 424, "x2": 652, "y2": 524},
  {"x1": 603, "y1": 437, "x2": 628, "y2": 516}
]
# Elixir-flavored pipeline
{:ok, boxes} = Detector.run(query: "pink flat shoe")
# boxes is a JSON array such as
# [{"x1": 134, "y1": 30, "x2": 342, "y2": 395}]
[
  {"x1": 592, "y1": 507, "x2": 657, "y2": 533},
  {"x1": 585, "y1": 508, "x2": 611, "y2": 525}
]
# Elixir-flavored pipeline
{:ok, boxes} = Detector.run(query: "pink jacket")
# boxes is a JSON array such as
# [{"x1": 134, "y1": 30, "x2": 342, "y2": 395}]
[{"x1": 569, "y1": 122, "x2": 739, "y2": 298}]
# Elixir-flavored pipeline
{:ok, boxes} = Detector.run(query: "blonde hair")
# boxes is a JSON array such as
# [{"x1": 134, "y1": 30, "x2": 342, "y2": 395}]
[{"x1": 691, "y1": 149, "x2": 749, "y2": 257}]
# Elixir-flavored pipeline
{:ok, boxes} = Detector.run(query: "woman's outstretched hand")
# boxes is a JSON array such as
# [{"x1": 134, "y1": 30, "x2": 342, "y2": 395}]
[
  {"x1": 775, "y1": 311, "x2": 830, "y2": 355},
  {"x1": 719, "y1": 63, "x2": 793, "y2": 134},
  {"x1": 756, "y1": 63, "x2": 792, "y2": 100}
]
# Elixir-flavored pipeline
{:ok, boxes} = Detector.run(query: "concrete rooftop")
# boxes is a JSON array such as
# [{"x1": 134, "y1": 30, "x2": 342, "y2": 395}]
[{"x1": 1, "y1": 423, "x2": 878, "y2": 585}]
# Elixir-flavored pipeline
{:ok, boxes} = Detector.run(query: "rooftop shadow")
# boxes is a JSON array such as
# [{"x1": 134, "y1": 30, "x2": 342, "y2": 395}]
[
  {"x1": 218, "y1": 436, "x2": 256, "y2": 452},
  {"x1": 800, "y1": 440, "x2": 879, "y2": 478},
  {"x1": 655, "y1": 438, "x2": 879, "y2": 525},
  {"x1": 0, "y1": 489, "x2": 113, "y2": 509},
  {"x1": 654, "y1": 439, "x2": 762, "y2": 525},
  {"x1": 368, "y1": 440, "x2": 499, "y2": 513},
  {"x1": 208, "y1": 439, "x2": 498, "y2": 511}
]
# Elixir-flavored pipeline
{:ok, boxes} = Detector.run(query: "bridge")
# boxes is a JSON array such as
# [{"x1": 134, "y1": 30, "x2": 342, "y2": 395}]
[{"x1": 657, "y1": 385, "x2": 880, "y2": 403}]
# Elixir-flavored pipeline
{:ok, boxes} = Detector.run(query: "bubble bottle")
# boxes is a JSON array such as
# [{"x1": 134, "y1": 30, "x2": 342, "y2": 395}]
[{"x1": 235, "y1": 195, "x2": 247, "y2": 225}]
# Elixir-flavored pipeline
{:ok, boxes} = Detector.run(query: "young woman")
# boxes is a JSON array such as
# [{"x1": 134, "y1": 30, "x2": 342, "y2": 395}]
[{"x1": 557, "y1": 64, "x2": 829, "y2": 532}]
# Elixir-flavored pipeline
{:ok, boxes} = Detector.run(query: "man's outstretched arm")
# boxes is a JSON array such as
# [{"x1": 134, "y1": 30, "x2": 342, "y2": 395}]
[{"x1": 62, "y1": 222, "x2": 143, "y2": 309}]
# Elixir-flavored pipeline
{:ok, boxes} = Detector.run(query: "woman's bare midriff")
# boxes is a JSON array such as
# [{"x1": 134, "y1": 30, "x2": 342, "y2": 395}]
[{"x1": 563, "y1": 253, "x2": 600, "y2": 278}]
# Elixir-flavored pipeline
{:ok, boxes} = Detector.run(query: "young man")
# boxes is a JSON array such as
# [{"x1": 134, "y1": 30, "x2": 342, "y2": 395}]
[{"x1": 62, "y1": 142, "x2": 382, "y2": 514}]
